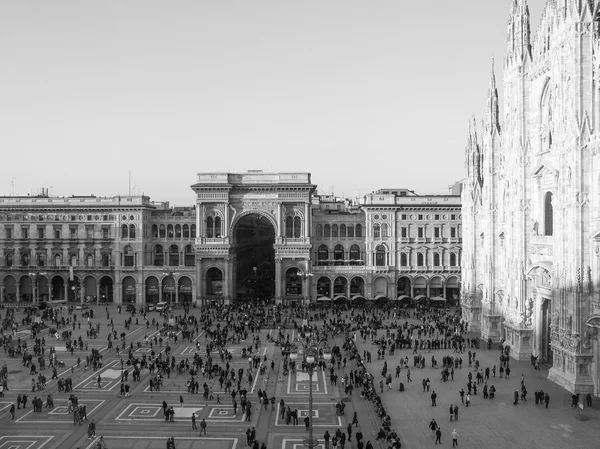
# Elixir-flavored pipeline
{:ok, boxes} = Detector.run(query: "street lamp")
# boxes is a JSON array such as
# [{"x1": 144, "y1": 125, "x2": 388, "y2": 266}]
[
  {"x1": 162, "y1": 269, "x2": 179, "y2": 307},
  {"x1": 289, "y1": 337, "x2": 332, "y2": 449},
  {"x1": 28, "y1": 271, "x2": 47, "y2": 305}
]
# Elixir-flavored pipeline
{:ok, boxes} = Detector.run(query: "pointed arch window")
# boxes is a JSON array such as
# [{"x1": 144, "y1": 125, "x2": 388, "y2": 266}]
[
  {"x1": 294, "y1": 216, "x2": 301, "y2": 238},
  {"x1": 129, "y1": 224, "x2": 136, "y2": 239},
  {"x1": 206, "y1": 217, "x2": 214, "y2": 238},
  {"x1": 316, "y1": 224, "x2": 323, "y2": 239},
  {"x1": 123, "y1": 246, "x2": 134, "y2": 267},
  {"x1": 347, "y1": 225, "x2": 354, "y2": 238},
  {"x1": 375, "y1": 244, "x2": 386, "y2": 267},
  {"x1": 317, "y1": 245, "x2": 329, "y2": 265},
  {"x1": 381, "y1": 223, "x2": 389, "y2": 238},
  {"x1": 544, "y1": 192, "x2": 553, "y2": 236},
  {"x1": 373, "y1": 224, "x2": 381, "y2": 239}
]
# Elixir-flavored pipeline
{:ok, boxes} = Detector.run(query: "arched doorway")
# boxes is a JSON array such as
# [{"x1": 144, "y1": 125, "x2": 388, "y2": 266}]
[
  {"x1": 429, "y1": 276, "x2": 443, "y2": 297},
  {"x1": 397, "y1": 276, "x2": 411, "y2": 297},
  {"x1": 83, "y1": 276, "x2": 97, "y2": 303},
  {"x1": 316, "y1": 277, "x2": 331, "y2": 298},
  {"x1": 38, "y1": 276, "x2": 49, "y2": 302},
  {"x1": 122, "y1": 276, "x2": 137, "y2": 304},
  {"x1": 446, "y1": 276, "x2": 460, "y2": 303},
  {"x1": 350, "y1": 276, "x2": 364, "y2": 297},
  {"x1": 233, "y1": 214, "x2": 275, "y2": 301},
  {"x1": 414, "y1": 277, "x2": 427, "y2": 297},
  {"x1": 179, "y1": 276, "x2": 193, "y2": 304},
  {"x1": 3, "y1": 275, "x2": 16, "y2": 302},
  {"x1": 162, "y1": 276, "x2": 176, "y2": 305},
  {"x1": 374, "y1": 277, "x2": 388, "y2": 298},
  {"x1": 51, "y1": 276, "x2": 65, "y2": 302},
  {"x1": 206, "y1": 267, "x2": 223, "y2": 297},
  {"x1": 541, "y1": 297, "x2": 553, "y2": 365},
  {"x1": 146, "y1": 276, "x2": 159, "y2": 305},
  {"x1": 67, "y1": 276, "x2": 82, "y2": 302},
  {"x1": 333, "y1": 277, "x2": 348, "y2": 297},
  {"x1": 19, "y1": 276, "x2": 33, "y2": 302},
  {"x1": 99, "y1": 276, "x2": 114, "y2": 303}
]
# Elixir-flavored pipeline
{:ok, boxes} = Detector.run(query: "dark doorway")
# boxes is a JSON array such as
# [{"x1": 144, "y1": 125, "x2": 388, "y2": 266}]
[
  {"x1": 234, "y1": 214, "x2": 275, "y2": 301},
  {"x1": 541, "y1": 298, "x2": 553, "y2": 365}
]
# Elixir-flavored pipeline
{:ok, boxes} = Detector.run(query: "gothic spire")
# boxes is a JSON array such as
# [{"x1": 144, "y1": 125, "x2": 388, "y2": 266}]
[
  {"x1": 506, "y1": 0, "x2": 532, "y2": 67},
  {"x1": 486, "y1": 58, "x2": 501, "y2": 135}
]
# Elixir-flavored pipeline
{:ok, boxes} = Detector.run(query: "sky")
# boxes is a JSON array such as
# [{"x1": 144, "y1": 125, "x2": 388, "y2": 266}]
[{"x1": 0, "y1": 0, "x2": 547, "y2": 206}]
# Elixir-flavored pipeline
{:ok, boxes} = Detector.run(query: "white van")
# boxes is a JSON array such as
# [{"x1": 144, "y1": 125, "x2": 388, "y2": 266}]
[{"x1": 155, "y1": 301, "x2": 168, "y2": 312}]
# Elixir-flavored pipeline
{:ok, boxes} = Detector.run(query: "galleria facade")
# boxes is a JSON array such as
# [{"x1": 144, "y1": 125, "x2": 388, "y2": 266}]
[
  {"x1": 462, "y1": 0, "x2": 600, "y2": 395},
  {"x1": 0, "y1": 171, "x2": 462, "y2": 310}
]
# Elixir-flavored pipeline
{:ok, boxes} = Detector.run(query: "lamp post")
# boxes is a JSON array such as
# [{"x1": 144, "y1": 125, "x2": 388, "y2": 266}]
[
  {"x1": 297, "y1": 266, "x2": 313, "y2": 330},
  {"x1": 162, "y1": 269, "x2": 179, "y2": 307},
  {"x1": 290, "y1": 337, "x2": 332, "y2": 448},
  {"x1": 28, "y1": 271, "x2": 47, "y2": 305}
]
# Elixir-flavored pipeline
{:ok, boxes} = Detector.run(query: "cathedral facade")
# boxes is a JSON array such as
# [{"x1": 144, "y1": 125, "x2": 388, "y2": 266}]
[{"x1": 462, "y1": 0, "x2": 600, "y2": 395}]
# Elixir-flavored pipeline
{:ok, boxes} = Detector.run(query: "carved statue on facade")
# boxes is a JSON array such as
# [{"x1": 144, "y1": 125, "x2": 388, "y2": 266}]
[{"x1": 531, "y1": 219, "x2": 539, "y2": 235}]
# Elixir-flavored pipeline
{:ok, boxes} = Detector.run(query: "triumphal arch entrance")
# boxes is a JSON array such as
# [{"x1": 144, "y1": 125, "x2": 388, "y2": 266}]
[{"x1": 191, "y1": 171, "x2": 315, "y2": 305}]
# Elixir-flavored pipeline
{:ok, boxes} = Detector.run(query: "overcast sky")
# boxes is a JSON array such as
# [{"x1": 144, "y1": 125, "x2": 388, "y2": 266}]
[{"x1": 1, "y1": 0, "x2": 546, "y2": 205}]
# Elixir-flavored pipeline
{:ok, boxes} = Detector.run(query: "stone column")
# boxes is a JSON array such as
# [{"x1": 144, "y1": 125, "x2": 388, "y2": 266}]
[
  {"x1": 304, "y1": 202, "x2": 310, "y2": 239},
  {"x1": 196, "y1": 257, "x2": 202, "y2": 306},
  {"x1": 0, "y1": 282, "x2": 4, "y2": 303},
  {"x1": 159, "y1": 279, "x2": 163, "y2": 302},
  {"x1": 275, "y1": 257, "x2": 283, "y2": 304},
  {"x1": 196, "y1": 204, "x2": 202, "y2": 241}
]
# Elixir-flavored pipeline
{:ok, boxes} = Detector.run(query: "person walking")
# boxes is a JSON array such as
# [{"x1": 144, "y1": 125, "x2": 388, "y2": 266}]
[
  {"x1": 453, "y1": 405, "x2": 458, "y2": 421},
  {"x1": 435, "y1": 427, "x2": 442, "y2": 444},
  {"x1": 544, "y1": 393, "x2": 550, "y2": 409},
  {"x1": 9, "y1": 403, "x2": 15, "y2": 420},
  {"x1": 452, "y1": 429, "x2": 458, "y2": 447},
  {"x1": 192, "y1": 412, "x2": 197, "y2": 429},
  {"x1": 449, "y1": 404, "x2": 454, "y2": 421},
  {"x1": 180, "y1": 395, "x2": 184, "y2": 409},
  {"x1": 406, "y1": 369, "x2": 411, "y2": 382},
  {"x1": 200, "y1": 418, "x2": 207, "y2": 435},
  {"x1": 347, "y1": 422, "x2": 352, "y2": 441},
  {"x1": 431, "y1": 391, "x2": 437, "y2": 406}
]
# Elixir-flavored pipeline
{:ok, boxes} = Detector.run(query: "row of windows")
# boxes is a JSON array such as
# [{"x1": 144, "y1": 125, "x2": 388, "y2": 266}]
[
  {"x1": 399, "y1": 252, "x2": 460, "y2": 267},
  {"x1": 5, "y1": 225, "x2": 111, "y2": 240},
  {"x1": 5, "y1": 252, "x2": 112, "y2": 268},
  {"x1": 315, "y1": 224, "x2": 363, "y2": 239},
  {"x1": 400, "y1": 226, "x2": 459, "y2": 239},
  {"x1": 1, "y1": 214, "x2": 117, "y2": 222},
  {"x1": 151, "y1": 224, "x2": 197, "y2": 239},
  {"x1": 398, "y1": 213, "x2": 459, "y2": 221}
]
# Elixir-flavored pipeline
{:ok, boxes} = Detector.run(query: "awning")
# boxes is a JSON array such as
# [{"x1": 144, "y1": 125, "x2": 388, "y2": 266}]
[
  {"x1": 414, "y1": 295, "x2": 429, "y2": 301},
  {"x1": 430, "y1": 296, "x2": 447, "y2": 301},
  {"x1": 374, "y1": 295, "x2": 389, "y2": 301},
  {"x1": 351, "y1": 295, "x2": 366, "y2": 301},
  {"x1": 317, "y1": 296, "x2": 332, "y2": 301},
  {"x1": 396, "y1": 295, "x2": 412, "y2": 301},
  {"x1": 333, "y1": 296, "x2": 349, "y2": 301}
]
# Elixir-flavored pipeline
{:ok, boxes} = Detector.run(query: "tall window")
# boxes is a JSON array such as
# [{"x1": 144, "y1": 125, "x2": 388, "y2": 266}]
[
  {"x1": 381, "y1": 223, "x2": 389, "y2": 238},
  {"x1": 333, "y1": 244, "x2": 344, "y2": 264},
  {"x1": 418, "y1": 227, "x2": 424, "y2": 238},
  {"x1": 544, "y1": 192, "x2": 553, "y2": 236},
  {"x1": 332, "y1": 224, "x2": 339, "y2": 238},
  {"x1": 191, "y1": 224, "x2": 196, "y2": 238},
  {"x1": 349, "y1": 244, "x2": 360, "y2": 262},
  {"x1": 373, "y1": 224, "x2": 381, "y2": 239},
  {"x1": 101, "y1": 253, "x2": 111, "y2": 267},
  {"x1": 317, "y1": 245, "x2": 329, "y2": 265},
  {"x1": 69, "y1": 253, "x2": 77, "y2": 266},
  {"x1": 167, "y1": 224, "x2": 174, "y2": 238},
  {"x1": 340, "y1": 224, "x2": 347, "y2": 238},
  {"x1": 121, "y1": 224, "x2": 128, "y2": 238},
  {"x1": 417, "y1": 253, "x2": 424, "y2": 266},
  {"x1": 183, "y1": 224, "x2": 190, "y2": 238},
  {"x1": 21, "y1": 226, "x2": 29, "y2": 239},
  {"x1": 355, "y1": 224, "x2": 363, "y2": 238},
  {"x1": 54, "y1": 253, "x2": 62, "y2": 267},
  {"x1": 434, "y1": 227, "x2": 440, "y2": 238},
  {"x1": 401, "y1": 227, "x2": 408, "y2": 238},
  {"x1": 175, "y1": 225, "x2": 181, "y2": 238},
  {"x1": 153, "y1": 245, "x2": 164, "y2": 266},
  {"x1": 324, "y1": 225, "x2": 331, "y2": 238},
  {"x1": 184, "y1": 245, "x2": 195, "y2": 266},
  {"x1": 450, "y1": 227, "x2": 457, "y2": 238},
  {"x1": 38, "y1": 227, "x2": 45, "y2": 239},
  {"x1": 400, "y1": 253, "x2": 408, "y2": 266},
  {"x1": 347, "y1": 225, "x2": 354, "y2": 238},
  {"x1": 286, "y1": 216, "x2": 302, "y2": 238},
  {"x1": 159, "y1": 224, "x2": 166, "y2": 238},
  {"x1": 102, "y1": 227, "x2": 110, "y2": 239},
  {"x1": 123, "y1": 246, "x2": 134, "y2": 267},
  {"x1": 5, "y1": 227, "x2": 13, "y2": 239},
  {"x1": 54, "y1": 227, "x2": 61, "y2": 239},
  {"x1": 169, "y1": 245, "x2": 179, "y2": 266},
  {"x1": 152, "y1": 224, "x2": 159, "y2": 238},
  {"x1": 38, "y1": 252, "x2": 46, "y2": 267},
  {"x1": 86, "y1": 254, "x2": 94, "y2": 267},
  {"x1": 316, "y1": 224, "x2": 323, "y2": 238},
  {"x1": 129, "y1": 224, "x2": 136, "y2": 239},
  {"x1": 450, "y1": 253, "x2": 457, "y2": 266},
  {"x1": 375, "y1": 245, "x2": 386, "y2": 266},
  {"x1": 433, "y1": 253, "x2": 441, "y2": 266}
]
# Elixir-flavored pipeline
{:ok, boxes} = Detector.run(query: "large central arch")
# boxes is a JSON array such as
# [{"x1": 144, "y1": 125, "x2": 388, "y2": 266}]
[{"x1": 233, "y1": 212, "x2": 276, "y2": 300}]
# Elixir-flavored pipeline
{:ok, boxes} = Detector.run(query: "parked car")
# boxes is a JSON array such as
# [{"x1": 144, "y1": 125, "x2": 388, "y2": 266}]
[
  {"x1": 146, "y1": 304, "x2": 156, "y2": 312},
  {"x1": 155, "y1": 301, "x2": 168, "y2": 312},
  {"x1": 75, "y1": 304, "x2": 89, "y2": 310},
  {"x1": 125, "y1": 304, "x2": 136, "y2": 312}
]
